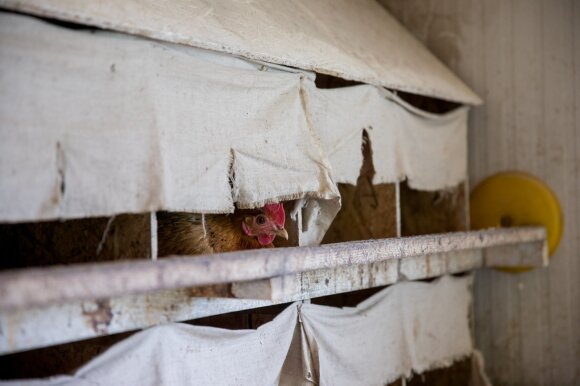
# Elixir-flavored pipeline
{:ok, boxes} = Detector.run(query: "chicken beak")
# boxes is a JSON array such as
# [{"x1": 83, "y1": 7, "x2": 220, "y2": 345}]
[{"x1": 275, "y1": 227, "x2": 289, "y2": 240}]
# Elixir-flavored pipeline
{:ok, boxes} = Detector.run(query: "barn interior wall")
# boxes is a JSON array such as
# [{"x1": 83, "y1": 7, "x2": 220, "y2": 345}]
[{"x1": 381, "y1": 0, "x2": 580, "y2": 384}]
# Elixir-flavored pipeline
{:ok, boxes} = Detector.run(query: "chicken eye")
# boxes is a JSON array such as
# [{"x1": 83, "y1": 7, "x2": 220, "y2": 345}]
[{"x1": 256, "y1": 215, "x2": 267, "y2": 225}]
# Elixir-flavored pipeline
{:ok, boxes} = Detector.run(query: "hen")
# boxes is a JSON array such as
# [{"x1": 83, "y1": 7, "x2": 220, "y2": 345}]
[{"x1": 157, "y1": 203, "x2": 288, "y2": 256}]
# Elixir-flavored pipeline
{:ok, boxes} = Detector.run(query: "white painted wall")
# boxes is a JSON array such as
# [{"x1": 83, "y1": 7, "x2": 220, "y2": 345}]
[{"x1": 380, "y1": 1, "x2": 580, "y2": 385}]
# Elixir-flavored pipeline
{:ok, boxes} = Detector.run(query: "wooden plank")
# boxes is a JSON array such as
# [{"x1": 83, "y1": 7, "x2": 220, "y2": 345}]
[
  {"x1": 0, "y1": 227, "x2": 546, "y2": 311},
  {"x1": 0, "y1": 229, "x2": 546, "y2": 354},
  {"x1": 155, "y1": 202, "x2": 301, "y2": 299},
  {"x1": 0, "y1": 223, "x2": 547, "y2": 355},
  {"x1": 232, "y1": 258, "x2": 400, "y2": 301},
  {"x1": 396, "y1": 181, "x2": 402, "y2": 236},
  {"x1": 483, "y1": 241, "x2": 548, "y2": 268},
  {"x1": 0, "y1": 290, "x2": 273, "y2": 355},
  {"x1": 149, "y1": 212, "x2": 158, "y2": 261},
  {"x1": 0, "y1": 239, "x2": 542, "y2": 355}
]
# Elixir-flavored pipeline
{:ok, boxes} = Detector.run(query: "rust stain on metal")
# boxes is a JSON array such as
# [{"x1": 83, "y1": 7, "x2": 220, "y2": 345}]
[{"x1": 82, "y1": 300, "x2": 113, "y2": 334}]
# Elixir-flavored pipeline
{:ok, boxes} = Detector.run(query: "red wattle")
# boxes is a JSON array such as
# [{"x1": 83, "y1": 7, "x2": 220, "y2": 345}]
[{"x1": 258, "y1": 234, "x2": 275, "y2": 246}]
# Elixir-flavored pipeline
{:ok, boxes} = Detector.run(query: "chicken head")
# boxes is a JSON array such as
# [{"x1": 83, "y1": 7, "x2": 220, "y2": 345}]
[{"x1": 242, "y1": 203, "x2": 288, "y2": 246}]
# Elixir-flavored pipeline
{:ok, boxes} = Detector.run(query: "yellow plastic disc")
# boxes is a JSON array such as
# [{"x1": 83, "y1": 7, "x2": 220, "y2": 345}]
[{"x1": 470, "y1": 172, "x2": 563, "y2": 273}]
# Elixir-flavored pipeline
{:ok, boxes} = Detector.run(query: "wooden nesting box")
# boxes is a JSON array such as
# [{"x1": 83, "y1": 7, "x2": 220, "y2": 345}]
[
  {"x1": 0, "y1": 1, "x2": 551, "y2": 385},
  {"x1": 156, "y1": 202, "x2": 301, "y2": 298},
  {"x1": 0, "y1": 214, "x2": 153, "y2": 269},
  {"x1": 400, "y1": 181, "x2": 468, "y2": 236},
  {"x1": 322, "y1": 130, "x2": 398, "y2": 243}
]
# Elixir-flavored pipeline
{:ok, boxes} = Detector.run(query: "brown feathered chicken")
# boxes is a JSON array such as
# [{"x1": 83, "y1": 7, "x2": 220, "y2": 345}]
[{"x1": 157, "y1": 203, "x2": 289, "y2": 256}]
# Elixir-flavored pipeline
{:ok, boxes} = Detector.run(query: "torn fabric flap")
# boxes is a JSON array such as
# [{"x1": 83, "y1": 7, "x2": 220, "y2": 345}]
[
  {"x1": 307, "y1": 83, "x2": 468, "y2": 191},
  {"x1": 0, "y1": 304, "x2": 301, "y2": 386},
  {"x1": 299, "y1": 275, "x2": 474, "y2": 385}
]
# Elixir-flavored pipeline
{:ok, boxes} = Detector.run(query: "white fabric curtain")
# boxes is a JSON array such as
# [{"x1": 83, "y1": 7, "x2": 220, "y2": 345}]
[
  {"x1": 309, "y1": 84, "x2": 468, "y2": 190},
  {"x1": 0, "y1": 275, "x2": 474, "y2": 386},
  {"x1": 0, "y1": 13, "x2": 467, "y2": 245}
]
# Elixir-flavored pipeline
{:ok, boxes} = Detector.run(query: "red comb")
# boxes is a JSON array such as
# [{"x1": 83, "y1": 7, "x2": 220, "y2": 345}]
[{"x1": 263, "y1": 203, "x2": 285, "y2": 227}]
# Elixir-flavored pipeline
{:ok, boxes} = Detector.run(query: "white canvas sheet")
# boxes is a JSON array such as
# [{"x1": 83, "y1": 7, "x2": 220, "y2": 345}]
[
  {"x1": 0, "y1": 13, "x2": 468, "y2": 238},
  {"x1": 309, "y1": 84, "x2": 468, "y2": 189},
  {"x1": 0, "y1": 0, "x2": 482, "y2": 105},
  {"x1": 300, "y1": 275, "x2": 473, "y2": 385},
  {"x1": 0, "y1": 275, "x2": 474, "y2": 386},
  {"x1": 0, "y1": 13, "x2": 339, "y2": 236}
]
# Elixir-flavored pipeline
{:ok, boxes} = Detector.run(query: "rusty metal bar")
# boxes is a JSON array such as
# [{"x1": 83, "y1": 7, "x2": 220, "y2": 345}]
[{"x1": 0, "y1": 227, "x2": 546, "y2": 311}]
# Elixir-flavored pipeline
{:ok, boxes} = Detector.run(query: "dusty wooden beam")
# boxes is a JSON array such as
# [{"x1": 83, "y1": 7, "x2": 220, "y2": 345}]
[
  {"x1": 0, "y1": 292, "x2": 274, "y2": 355},
  {"x1": 0, "y1": 227, "x2": 546, "y2": 311},
  {"x1": 483, "y1": 240, "x2": 548, "y2": 267},
  {"x1": 232, "y1": 238, "x2": 547, "y2": 302},
  {"x1": 232, "y1": 249, "x2": 483, "y2": 301},
  {"x1": 0, "y1": 227, "x2": 548, "y2": 354},
  {"x1": 0, "y1": 244, "x2": 544, "y2": 355},
  {"x1": 0, "y1": 246, "x2": 532, "y2": 355}
]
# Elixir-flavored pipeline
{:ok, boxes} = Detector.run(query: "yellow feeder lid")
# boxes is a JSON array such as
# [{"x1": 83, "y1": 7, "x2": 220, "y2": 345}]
[{"x1": 470, "y1": 171, "x2": 563, "y2": 273}]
